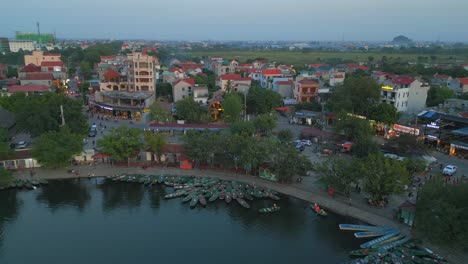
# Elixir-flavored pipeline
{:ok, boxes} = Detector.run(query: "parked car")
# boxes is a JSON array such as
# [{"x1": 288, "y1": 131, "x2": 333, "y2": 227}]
[
  {"x1": 14, "y1": 141, "x2": 28, "y2": 149},
  {"x1": 384, "y1": 153, "x2": 405, "y2": 161},
  {"x1": 443, "y1": 165, "x2": 457, "y2": 176},
  {"x1": 88, "y1": 129, "x2": 97, "y2": 137},
  {"x1": 300, "y1": 140, "x2": 312, "y2": 146}
]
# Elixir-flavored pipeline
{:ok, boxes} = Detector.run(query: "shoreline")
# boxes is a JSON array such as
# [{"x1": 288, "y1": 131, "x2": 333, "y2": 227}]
[{"x1": 11, "y1": 165, "x2": 467, "y2": 264}]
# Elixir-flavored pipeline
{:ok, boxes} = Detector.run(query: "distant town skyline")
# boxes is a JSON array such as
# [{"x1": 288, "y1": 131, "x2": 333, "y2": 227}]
[{"x1": 1, "y1": 0, "x2": 468, "y2": 42}]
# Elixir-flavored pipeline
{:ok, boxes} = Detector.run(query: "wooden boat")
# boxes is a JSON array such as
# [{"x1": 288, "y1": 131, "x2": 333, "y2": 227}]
[
  {"x1": 225, "y1": 192, "x2": 232, "y2": 203},
  {"x1": 219, "y1": 192, "x2": 225, "y2": 200},
  {"x1": 25, "y1": 182, "x2": 34, "y2": 190},
  {"x1": 182, "y1": 193, "x2": 194, "y2": 203},
  {"x1": 377, "y1": 237, "x2": 410, "y2": 251},
  {"x1": 354, "y1": 231, "x2": 388, "y2": 238},
  {"x1": 30, "y1": 179, "x2": 40, "y2": 186},
  {"x1": 349, "y1": 248, "x2": 377, "y2": 257},
  {"x1": 371, "y1": 234, "x2": 405, "y2": 248},
  {"x1": 232, "y1": 191, "x2": 237, "y2": 199},
  {"x1": 396, "y1": 248, "x2": 429, "y2": 256},
  {"x1": 38, "y1": 179, "x2": 48, "y2": 184},
  {"x1": 164, "y1": 192, "x2": 184, "y2": 199},
  {"x1": 199, "y1": 195, "x2": 207, "y2": 206},
  {"x1": 310, "y1": 204, "x2": 328, "y2": 216},
  {"x1": 189, "y1": 197, "x2": 198, "y2": 207},
  {"x1": 268, "y1": 193, "x2": 280, "y2": 200},
  {"x1": 244, "y1": 192, "x2": 254, "y2": 201},
  {"x1": 339, "y1": 224, "x2": 393, "y2": 232},
  {"x1": 236, "y1": 198, "x2": 250, "y2": 208},
  {"x1": 208, "y1": 192, "x2": 219, "y2": 202},
  {"x1": 360, "y1": 230, "x2": 400, "y2": 248},
  {"x1": 259, "y1": 206, "x2": 280, "y2": 213}
]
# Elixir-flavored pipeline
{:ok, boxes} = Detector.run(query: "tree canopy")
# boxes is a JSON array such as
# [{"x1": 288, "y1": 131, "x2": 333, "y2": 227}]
[
  {"x1": 315, "y1": 158, "x2": 358, "y2": 196},
  {"x1": 31, "y1": 128, "x2": 83, "y2": 168},
  {"x1": 368, "y1": 103, "x2": 401, "y2": 125},
  {"x1": 328, "y1": 77, "x2": 380, "y2": 115},
  {"x1": 97, "y1": 126, "x2": 143, "y2": 164},
  {"x1": 222, "y1": 93, "x2": 243, "y2": 122},
  {"x1": 175, "y1": 97, "x2": 206, "y2": 123},
  {"x1": 246, "y1": 85, "x2": 282, "y2": 115},
  {"x1": 148, "y1": 101, "x2": 172, "y2": 123},
  {"x1": 143, "y1": 131, "x2": 167, "y2": 162},
  {"x1": 426, "y1": 86, "x2": 456, "y2": 107},
  {"x1": 253, "y1": 114, "x2": 277, "y2": 135},
  {"x1": 333, "y1": 114, "x2": 373, "y2": 141}
]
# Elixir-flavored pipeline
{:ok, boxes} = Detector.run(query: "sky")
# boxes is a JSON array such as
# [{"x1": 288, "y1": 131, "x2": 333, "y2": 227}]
[{"x1": 1, "y1": 0, "x2": 468, "y2": 42}]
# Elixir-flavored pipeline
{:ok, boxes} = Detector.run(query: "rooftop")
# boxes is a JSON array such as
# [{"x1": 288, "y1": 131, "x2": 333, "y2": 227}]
[{"x1": 8, "y1": 84, "x2": 49, "y2": 93}]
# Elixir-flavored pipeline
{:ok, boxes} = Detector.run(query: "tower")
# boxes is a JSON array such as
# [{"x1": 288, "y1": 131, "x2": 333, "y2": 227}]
[{"x1": 37, "y1": 22, "x2": 42, "y2": 48}]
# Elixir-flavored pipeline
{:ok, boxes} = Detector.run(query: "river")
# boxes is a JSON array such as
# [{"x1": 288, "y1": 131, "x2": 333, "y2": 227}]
[{"x1": 0, "y1": 178, "x2": 362, "y2": 264}]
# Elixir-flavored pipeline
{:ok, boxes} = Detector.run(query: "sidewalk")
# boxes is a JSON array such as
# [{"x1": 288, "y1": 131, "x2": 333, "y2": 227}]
[{"x1": 14, "y1": 164, "x2": 467, "y2": 264}]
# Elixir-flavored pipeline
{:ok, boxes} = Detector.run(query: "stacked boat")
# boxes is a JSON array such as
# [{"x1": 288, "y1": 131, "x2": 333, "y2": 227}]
[
  {"x1": 105, "y1": 174, "x2": 280, "y2": 210},
  {"x1": 0, "y1": 178, "x2": 48, "y2": 191},
  {"x1": 339, "y1": 224, "x2": 448, "y2": 263}
]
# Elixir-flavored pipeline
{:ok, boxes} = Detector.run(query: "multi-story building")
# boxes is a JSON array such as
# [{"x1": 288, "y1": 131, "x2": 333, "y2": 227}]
[
  {"x1": 375, "y1": 72, "x2": 430, "y2": 113},
  {"x1": 193, "y1": 85, "x2": 209, "y2": 105},
  {"x1": 16, "y1": 32, "x2": 55, "y2": 45},
  {"x1": 9, "y1": 40, "x2": 35, "y2": 52},
  {"x1": 172, "y1": 78, "x2": 195, "y2": 102},
  {"x1": 0, "y1": 38, "x2": 9, "y2": 52},
  {"x1": 294, "y1": 79, "x2": 319, "y2": 103},
  {"x1": 448, "y1": 77, "x2": 468, "y2": 94},
  {"x1": 260, "y1": 69, "x2": 283, "y2": 88},
  {"x1": 24, "y1": 51, "x2": 61, "y2": 66},
  {"x1": 127, "y1": 52, "x2": 159, "y2": 92},
  {"x1": 215, "y1": 74, "x2": 252, "y2": 92}
]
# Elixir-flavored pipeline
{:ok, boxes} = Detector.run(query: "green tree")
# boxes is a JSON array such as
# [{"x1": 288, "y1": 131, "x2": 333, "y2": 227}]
[
  {"x1": 271, "y1": 146, "x2": 312, "y2": 182},
  {"x1": 277, "y1": 129, "x2": 293, "y2": 143},
  {"x1": 368, "y1": 103, "x2": 401, "y2": 125},
  {"x1": 386, "y1": 134, "x2": 427, "y2": 154},
  {"x1": 352, "y1": 135, "x2": 379, "y2": 158},
  {"x1": 6, "y1": 66, "x2": 18, "y2": 78},
  {"x1": 334, "y1": 114, "x2": 373, "y2": 141},
  {"x1": 222, "y1": 93, "x2": 243, "y2": 122},
  {"x1": 246, "y1": 85, "x2": 282, "y2": 114},
  {"x1": 329, "y1": 77, "x2": 380, "y2": 115},
  {"x1": 97, "y1": 126, "x2": 143, "y2": 166},
  {"x1": 31, "y1": 128, "x2": 83, "y2": 168},
  {"x1": 315, "y1": 158, "x2": 358, "y2": 196},
  {"x1": 358, "y1": 153, "x2": 410, "y2": 202},
  {"x1": 143, "y1": 131, "x2": 167, "y2": 162},
  {"x1": 175, "y1": 97, "x2": 205, "y2": 123},
  {"x1": 149, "y1": 101, "x2": 172, "y2": 123},
  {"x1": 295, "y1": 102, "x2": 322, "y2": 112},
  {"x1": 0, "y1": 128, "x2": 13, "y2": 159},
  {"x1": 253, "y1": 114, "x2": 277, "y2": 135},
  {"x1": 230, "y1": 120, "x2": 255, "y2": 136},
  {"x1": 426, "y1": 86, "x2": 456, "y2": 107},
  {"x1": 156, "y1": 83, "x2": 173, "y2": 99},
  {"x1": 79, "y1": 61, "x2": 92, "y2": 80}
]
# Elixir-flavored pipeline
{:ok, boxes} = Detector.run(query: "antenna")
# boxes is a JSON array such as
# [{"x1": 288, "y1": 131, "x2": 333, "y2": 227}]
[{"x1": 37, "y1": 22, "x2": 42, "y2": 48}]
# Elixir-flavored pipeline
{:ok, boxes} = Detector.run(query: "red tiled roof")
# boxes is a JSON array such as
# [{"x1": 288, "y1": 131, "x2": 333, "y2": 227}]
[
  {"x1": 100, "y1": 55, "x2": 115, "y2": 60},
  {"x1": 298, "y1": 79, "x2": 318, "y2": 85},
  {"x1": 459, "y1": 77, "x2": 468, "y2": 85},
  {"x1": 25, "y1": 72, "x2": 54, "y2": 80},
  {"x1": 333, "y1": 74, "x2": 344, "y2": 78},
  {"x1": 24, "y1": 63, "x2": 41, "y2": 72},
  {"x1": 169, "y1": 67, "x2": 184, "y2": 73},
  {"x1": 310, "y1": 63, "x2": 327, "y2": 68},
  {"x1": 261, "y1": 69, "x2": 282, "y2": 75},
  {"x1": 8, "y1": 84, "x2": 49, "y2": 93},
  {"x1": 92, "y1": 153, "x2": 110, "y2": 159},
  {"x1": 6, "y1": 79, "x2": 18, "y2": 85},
  {"x1": 41, "y1": 61, "x2": 64, "y2": 67},
  {"x1": 276, "y1": 80, "x2": 293, "y2": 85},
  {"x1": 103, "y1": 69, "x2": 121, "y2": 79},
  {"x1": 459, "y1": 112, "x2": 468, "y2": 118},
  {"x1": 161, "y1": 144, "x2": 184, "y2": 153},
  {"x1": 435, "y1": 74, "x2": 450, "y2": 79},
  {"x1": 220, "y1": 74, "x2": 252, "y2": 81},
  {"x1": 173, "y1": 78, "x2": 195, "y2": 86},
  {"x1": 392, "y1": 76, "x2": 414, "y2": 85}
]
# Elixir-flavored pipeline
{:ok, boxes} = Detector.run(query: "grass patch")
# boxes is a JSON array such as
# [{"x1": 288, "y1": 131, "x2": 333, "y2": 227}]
[
  {"x1": 0, "y1": 168, "x2": 14, "y2": 187},
  {"x1": 186, "y1": 50, "x2": 467, "y2": 64}
]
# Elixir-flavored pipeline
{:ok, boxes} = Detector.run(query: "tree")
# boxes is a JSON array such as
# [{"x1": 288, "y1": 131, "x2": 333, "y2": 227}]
[
  {"x1": 175, "y1": 97, "x2": 205, "y2": 123},
  {"x1": 79, "y1": 61, "x2": 92, "y2": 80},
  {"x1": 31, "y1": 128, "x2": 83, "y2": 168},
  {"x1": 329, "y1": 77, "x2": 380, "y2": 115},
  {"x1": 386, "y1": 134, "x2": 427, "y2": 154},
  {"x1": 334, "y1": 114, "x2": 373, "y2": 141},
  {"x1": 314, "y1": 158, "x2": 358, "y2": 197},
  {"x1": 352, "y1": 135, "x2": 379, "y2": 158},
  {"x1": 6, "y1": 66, "x2": 18, "y2": 78},
  {"x1": 271, "y1": 146, "x2": 312, "y2": 182},
  {"x1": 68, "y1": 67, "x2": 76, "y2": 76},
  {"x1": 253, "y1": 114, "x2": 276, "y2": 135},
  {"x1": 0, "y1": 128, "x2": 13, "y2": 159},
  {"x1": 426, "y1": 86, "x2": 456, "y2": 107},
  {"x1": 143, "y1": 131, "x2": 167, "y2": 162},
  {"x1": 230, "y1": 120, "x2": 255, "y2": 136},
  {"x1": 277, "y1": 129, "x2": 293, "y2": 143},
  {"x1": 368, "y1": 103, "x2": 401, "y2": 125},
  {"x1": 222, "y1": 93, "x2": 242, "y2": 122},
  {"x1": 246, "y1": 85, "x2": 282, "y2": 115},
  {"x1": 97, "y1": 126, "x2": 143, "y2": 166},
  {"x1": 148, "y1": 101, "x2": 172, "y2": 123},
  {"x1": 358, "y1": 153, "x2": 410, "y2": 202},
  {"x1": 295, "y1": 102, "x2": 322, "y2": 112},
  {"x1": 156, "y1": 83, "x2": 172, "y2": 99}
]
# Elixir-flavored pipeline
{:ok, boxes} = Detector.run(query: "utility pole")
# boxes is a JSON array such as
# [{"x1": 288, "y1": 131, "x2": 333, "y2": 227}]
[
  {"x1": 37, "y1": 22, "x2": 42, "y2": 49},
  {"x1": 244, "y1": 91, "x2": 247, "y2": 121},
  {"x1": 60, "y1": 105, "x2": 65, "y2": 127}
]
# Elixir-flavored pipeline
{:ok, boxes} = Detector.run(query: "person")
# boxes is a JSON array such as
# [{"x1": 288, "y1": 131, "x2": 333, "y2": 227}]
[
  {"x1": 314, "y1": 203, "x2": 320, "y2": 212},
  {"x1": 92, "y1": 140, "x2": 95, "y2": 146}
]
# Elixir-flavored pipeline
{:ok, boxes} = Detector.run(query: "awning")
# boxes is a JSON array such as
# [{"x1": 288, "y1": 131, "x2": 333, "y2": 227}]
[
  {"x1": 275, "y1": 107, "x2": 290, "y2": 112},
  {"x1": 450, "y1": 141, "x2": 468, "y2": 151},
  {"x1": 451, "y1": 127, "x2": 468, "y2": 136}
]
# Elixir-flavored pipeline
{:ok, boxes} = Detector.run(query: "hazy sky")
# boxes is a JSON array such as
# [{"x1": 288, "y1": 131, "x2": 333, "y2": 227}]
[{"x1": 1, "y1": 0, "x2": 467, "y2": 41}]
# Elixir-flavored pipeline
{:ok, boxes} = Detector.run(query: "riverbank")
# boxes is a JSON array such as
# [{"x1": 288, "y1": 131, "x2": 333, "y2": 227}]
[{"x1": 12, "y1": 164, "x2": 466, "y2": 264}]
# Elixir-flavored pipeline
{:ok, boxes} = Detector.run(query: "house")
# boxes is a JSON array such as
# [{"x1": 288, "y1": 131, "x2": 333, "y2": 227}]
[
  {"x1": 449, "y1": 77, "x2": 468, "y2": 94},
  {"x1": 216, "y1": 74, "x2": 252, "y2": 92},
  {"x1": 213, "y1": 60, "x2": 239, "y2": 76},
  {"x1": 24, "y1": 51, "x2": 61, "y2": 66},
  {"x1": 8, "y1": 84, "x2": 50, "y2": 95},
  {"x1": 329, "y1": 73, "x2": 345, "y2": 86},
  {"x1": 273, "y1": 79, "x2": 294, "y2": 98},
  {"x1": 294, "y1": 79, "x2": 319, "y2": 103},
  {"x1": 172, "y1": 78, "x2": 195, "y2": 102},
  {"x1": 260, "y1": 69, "x2": 283, "y2": 88},
  {"x1": 431, "y1": 73, "x2": 452, "y2": 87},
  {"x1": 0, "y1": 149, "x2": 40, "y2": 170},
  {"x1": 248, "y1": 69, "x2": 261, "y2": 81},
  {"x1": 20, "y1": 72, "x2": 54, "y2": 87},
  {"x1": 193, "y1": 85, "x2": 209, "y2": 105}
]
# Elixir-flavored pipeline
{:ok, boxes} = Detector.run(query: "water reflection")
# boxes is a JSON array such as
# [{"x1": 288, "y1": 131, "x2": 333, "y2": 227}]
[
  {"x1": 99, "y1": 181, "x2": 145, "y2": 211},
  {"x1": 0, "y1": 190, "x2": 22, "y2": 252},
  {"x1": 36, "y1": 179, "x2": 90, "y2": 211}
]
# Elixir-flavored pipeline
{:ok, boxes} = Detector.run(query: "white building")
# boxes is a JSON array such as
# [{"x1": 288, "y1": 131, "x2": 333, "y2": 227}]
[{"x1": 9, "y1": 40, "x2": 35, "y2": 52}]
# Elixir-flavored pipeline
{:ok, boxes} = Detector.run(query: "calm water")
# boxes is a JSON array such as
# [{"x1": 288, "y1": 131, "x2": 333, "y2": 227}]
[{"x1": 0, "y1": 178, "x2": 362, "y2": 264}]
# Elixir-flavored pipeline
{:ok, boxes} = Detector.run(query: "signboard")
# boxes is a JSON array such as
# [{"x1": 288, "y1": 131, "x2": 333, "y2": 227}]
[
  {"x1": 393, "y1": 124, "x2": 420, "y2": 135},
  {"x1": 426, "y1": 122, "x2": 439, "y2": 129},
  {"x1": 451, "y1": 143, "x2": 468, "y2": 151},
  {"x1": 381, "y1": 85, "x2": 394, "y2": 90},
  {"x1": 143, "y1": 108, "x2": 151, "y2": 113}
]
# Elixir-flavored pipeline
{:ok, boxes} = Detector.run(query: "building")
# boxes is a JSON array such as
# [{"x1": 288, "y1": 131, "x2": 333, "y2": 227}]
[
  {"x1": 20, "y1": 72, "x2": 54, "y2": 86},
  {"x1": 448, "y1": 77, "x2": 468, "y2": 94},
  {"x1": 216, "y1": 74, "x2": 252, "y2": 92},
  {"x1": 127, "y1": 52, "x2": 159, "y2": 92},
  {"x1": 374, "y1": 72, "x2": 430, "y2": 113},
  {"x1": 0, "y1": 37, "x2": 9, "y2": 52},
  {"x1": 294, "y1": 79, "x2": 319, "y2": 103},
  {"x1": 24, "y1": 51, "x2": 61, "y2": 67},
  {"x1": 193, "y1": 85, "x2": 209, "y2": 104},
  {"x1": 172, "y1": 78, "x2": 195, "y2": 102},
  {"x1": 16, "y1": 32, "x2": 55, "y2": 45},
  {"x1": 260, "y1": 69, "x2": 283, "y2": 88},
  {"x1": 9, "y1": 40, "x2": 35, "y2": 52},
  {"x1": 7, "y1": 84, "x2": 50, "y2": 95},
  {"x1": 431, "y1": 73, "x2": 452, "y2": 87},
  {"x1": 329, "y1": 73, "x2": 345, "y2": 87},
  {"x1": 273, "y1": 80, "x2": 294, "y2": 98}
]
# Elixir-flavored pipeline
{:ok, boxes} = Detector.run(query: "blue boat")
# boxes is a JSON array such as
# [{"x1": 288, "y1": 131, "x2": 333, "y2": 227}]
[
  {"x1": 377, "y1": 236, "x2": 410, "y2": 251},
  {"x1": 360, "y1": 230, "x2": 400, "y2": 248},
  {"x1": 354, "y1": 231, "x2": 389, "y2": 238},
  {"x1": 339, "y1": 224, "x2": 393, "y2": 232}
]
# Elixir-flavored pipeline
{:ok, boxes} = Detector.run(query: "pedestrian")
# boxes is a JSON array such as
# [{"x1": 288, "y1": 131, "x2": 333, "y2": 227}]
[
  {"x1": 348, "y1": 197, "x2": 352, "y2": 206},
  {"x1": 92, "y1": 140, "x2": 95, "y2": 146},
  {"x1": 104, "y1": 125, "x2": 107, "y2": 129},
  {"x1": 440, "y1": 163, "x2": 443, "y2": 170}
]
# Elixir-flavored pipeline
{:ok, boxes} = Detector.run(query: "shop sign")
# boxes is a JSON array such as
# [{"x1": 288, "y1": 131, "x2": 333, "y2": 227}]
[
  {"x1": 426, "y1": 122, "x2": 439, "y2": 129},
  {"x1": 102, "y1": 106, "x2": 113, "y2": 110},
  {"x1": 382, "y1": 85, "x2": 394, "y2": 90},
  {"x1": 426, "y1": 135, "x2": 438, "y2": 140},
  {"x1": 451, "y1": 143, "x2": 468, "y2": 151},
  {"x1": 394, "y1": 124, "x2": 419, "y2": 135},
  {"x1": 143, "y1": 108, "x2": 151, "y2": 113}
]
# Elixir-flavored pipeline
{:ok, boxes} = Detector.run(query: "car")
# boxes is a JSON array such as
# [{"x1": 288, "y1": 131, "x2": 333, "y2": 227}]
[
  {"x1": 14, "y1": 141, "x2": 28, "y2": 149},
  {"x1": 384, "y1": 153, "x2": 406, "y2": 161},
  {"x1": 300, "y1": 140, "x2": 312, "y2": 146},
  {"x1": 88, "y1": 129, "x2": 97, "y2": 137},
  {"x1": 443, "y1": 165, "x2": 457, "y2": 176}
]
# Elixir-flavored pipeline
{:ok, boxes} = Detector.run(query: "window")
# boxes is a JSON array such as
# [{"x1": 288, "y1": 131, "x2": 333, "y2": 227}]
[
  {"x1": 398, "y1": 93, "x2": 400, "y2": 98},
  {"x1": 182, "y1": 87, "x2": 185, "y2": 92},
  {"x1": 397, "y1": 102, "x2": 399, "y2": 107}
]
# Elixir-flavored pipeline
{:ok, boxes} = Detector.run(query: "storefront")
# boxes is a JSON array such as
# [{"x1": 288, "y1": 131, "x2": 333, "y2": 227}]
[
  {"x1": 449, "y1": 141, "x2": 468, "y2": 159},
  {"x1": 90, "y1": 91, "x2": 154, "y2": 121}
]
